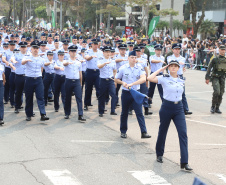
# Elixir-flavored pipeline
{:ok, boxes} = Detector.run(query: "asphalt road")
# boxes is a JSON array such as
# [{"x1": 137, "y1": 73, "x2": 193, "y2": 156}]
[{"x1": 0, "y1": 69, "x2": 225, "y2": 185}]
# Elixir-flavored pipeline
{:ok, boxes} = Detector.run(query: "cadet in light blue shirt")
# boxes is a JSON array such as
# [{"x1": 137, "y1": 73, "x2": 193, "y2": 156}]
[
  {"x1": 62, "y1": 40, "x2": 70, "y2": 60},
  {"x1": 0, "y1": 63, "x2": 5, "y2": 125},
  {"x1": 97, "y1": 46, "x2": 117, "y2": 117},
  {"x1": 63, "y1": 45, "x2": 86, "y2": 122},
  {"x1": 147, "y1": 60, "x2": 192, "y2": 171},
  {"x1": 115, "y1": 50, "x2": 151, "y2": 139},
  {"x1": 22, "y1": 41, "x2": 49, "y2": 121},
  {"x1": 79, "y1": 48, "x2": 87, "y2": 91}
]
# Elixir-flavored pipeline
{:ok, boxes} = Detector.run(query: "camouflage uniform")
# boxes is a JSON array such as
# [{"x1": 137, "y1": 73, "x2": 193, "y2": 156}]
[{"x1": 205, "y1": 55, "x2": 226, "y2": 110}]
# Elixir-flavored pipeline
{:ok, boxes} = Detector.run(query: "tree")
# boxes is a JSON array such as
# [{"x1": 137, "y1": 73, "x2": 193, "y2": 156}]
[
  {"x1": 156, "y1": 21, "x2": 169, "y2": 33},
  {"x1": 199, "y1": 19, "x2": 216, "y2": 39},
  {"x1": 35, "y1": 6, "x2": 48, "y2": 19},
  {"x1": 190, "y1": 0, "x2": 208, "y2": 38}
]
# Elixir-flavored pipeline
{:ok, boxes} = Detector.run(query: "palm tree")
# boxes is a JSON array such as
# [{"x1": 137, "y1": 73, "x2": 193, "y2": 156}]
[
  {"x1": 199, "y1": 19, "x2": 216, "y2": 39},
  {"x1": 156, "y1": 20, "x2": 169, "y2": 35}
]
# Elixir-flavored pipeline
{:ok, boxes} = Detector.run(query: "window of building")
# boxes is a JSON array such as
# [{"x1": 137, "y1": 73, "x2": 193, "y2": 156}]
[{"x1": 132, "y1": 6, "x2": 142, "y2": 12}]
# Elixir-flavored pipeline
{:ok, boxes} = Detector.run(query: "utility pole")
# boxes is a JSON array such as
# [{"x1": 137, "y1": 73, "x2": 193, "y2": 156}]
[
  {"x1": 60, "y1": 0, "x2": 62, "y2": 31},
  {"x1": 107, "y1": 0, "x2": 110, "y2": 34},
  {"x1": 22, "y1": 0, "x2": 25, "y2": 27},
  {"x1": 169, "y1": 0, "x2": 174, "y2": 37},
  {"x1": 30, "y1": 0, "x2": 31, "y2": 18},
  {"x1": 13, "y1": 0, "x2": 15, "y2": 28}
]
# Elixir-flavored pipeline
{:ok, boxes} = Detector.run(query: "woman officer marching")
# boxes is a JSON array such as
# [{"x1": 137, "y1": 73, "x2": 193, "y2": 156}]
[{"x1": 147, "y1": 60, "x2": 192, "y2": 171}]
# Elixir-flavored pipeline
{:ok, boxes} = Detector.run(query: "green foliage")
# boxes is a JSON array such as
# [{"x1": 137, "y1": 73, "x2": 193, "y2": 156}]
[
  {"x1": 156, "y1": 21, "x2": 169, "y2": 31},
  {"x1": 199, "y1": 19, "x2": 216, "y2": 38},
  {"x1": 34, "y1": 6, "x2": 47, "y2": 19}
]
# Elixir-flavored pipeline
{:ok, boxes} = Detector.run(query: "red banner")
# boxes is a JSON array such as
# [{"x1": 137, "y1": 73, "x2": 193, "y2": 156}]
[{"x1": 125, "y1": 26, "x2": 134, "y2": 37}]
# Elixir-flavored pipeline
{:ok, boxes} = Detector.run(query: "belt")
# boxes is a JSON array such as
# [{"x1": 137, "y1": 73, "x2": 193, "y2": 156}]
[
  {"x1": 66, "y1": 78, "x2": 79, "y2": 82},
  {"x1": 101, "y1": 78, "x2": 114, "y2": 81},
  {"x1": 27, "y1": 77, "x2": 41, "y2": 79},
  {"x1": 87, "y1": 68, "x2": 99, "y2": 71},
  {"x1": 16, "y1": 74, "x2": 25, "y2": 76},
  {"x1": 56, "y1": 74, "x2": 65, "y2": 77},
  {"x1": 46, "y1": 72, "x2": 54, "y2": 75},
  {"x1": 163, "y1": 99, "x2": 182, "y2": 104}
]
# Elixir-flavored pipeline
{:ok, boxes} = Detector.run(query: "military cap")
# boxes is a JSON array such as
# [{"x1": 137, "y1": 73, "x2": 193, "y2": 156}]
[
  {"x1": 3, "y1": 43, "x2": 9, "y2": 47},
  {"x1": 116, "y1": 40, "x2": 123, "y2": 44},
  {"x1": 6, "y1": 30, "x2": 10, "y2": 32},
  {"x1": 47, "y1": 51, "x2": 54, "y2": 55},
  {"x1": 91, "y1": 39, "x2": 98, "y2": 44},
  {"x1": 5, "y1": 36, "x2": 9, "y2": 39},
  {"x1": 38, "y1": 41, "x2": 47, "y2": 46},
  {"x1": 82, "y1": 40, "x2": 87, "y2": 44},
  {"x1": 15, "y1": 34, "x2": 19, "y2": 38},
  {"x1": 79, "y1": 36, "x2": 83, "y2": 39},
  {"x1": 0, "y1": 28, "x2": 3, "y2": 30},
  {"x1": 26, "y1": 37, "x2": 31, "y2": 41},
  {"x1": 81, "y1": 48, "x2": 87, "y2": 52},
  {"x1": 65, "y1": 37, "x2": 70, "y2": 41},
  {"x1": 68, "y1": 45, "x2": 78, "y2": 51},
  {"x1": 168, "y1": 60, "x2": 180, "y2": 67},
  {"x1": 110, "y1": 47, "x2": 115, "y2": 52},
  {"x1": 30, "y1": 41, "x2": 39, "y2": 48},
  {"x1": 0, "y1": 36, "x2": 1, "y2": 40},
  {"x1": 127, "y1": 42, "x2": 134, "y2": 46},
  {"x1": 21, "y1": 35, "x2": 26, "y2": 39},
  {"x1": 41, "y1": 33, "x2": 46, "y2": 36},
  {"x1": 35, "y1": 36, "x2": 38, "y2": 40},
  {"x1": 89, "y1": 42, "x2": 92, "y2": 46},
  {"x1": 10, "y1": 34, "x2": 14, "y2": 38},
  {"x1": 18, "y1": 42, "x2": 28, "y2": 47},
  {"x1": 102, "y1": 46, "x2": 111, "y2": 52},
  {"x1": 100, "y1": 46, "x2": 104, "y2": 51},
  {"x1": 172, "y1": 43, "x2": 181, "y2": 49},
  {"x1": 88, "y1": 36, "x2": 92, "y2": 39},
  {"x1": 154, "y1": 44, "x2": 163, "y2": 50},
  {"x1": 57, "y1": 50, "x2": 65, "y2": 55},
  {"x1": 8, "y1": 40, "x2": 16, "y2": 45},
  {"x1": 55, "y1": 33, "x2": 59, "y2": 36},
  {"x1": 54, "y1": 39, "x2": 59, "y2": 43},
  {"x1": 118, "y1": 44, "x2": 127, "y2": 49},
  {"x1": 13, "y1": 49, "x2": 20, "y2": 53},
  {"x1": 18, "y1": 30, "x2": 21, "y2": 33},
  {"x1": 129, "y1": 50, "x2": 136, "y2": 56},
  {"x1": 62, "y1": 40, "x2": 69, "y2": 45},
  {"x1": 133, "y1": 46, "x2": 142, "y2": 51},
  {"x1": 72, "y1": 35, "x2": 77, "y2": 39},
  {"x1": 138, "y1": 43, "x2": 146, "y2": 48},
  {"x1": 48, "y1": 34, "x2": 52, "y2": 37},
  {"x1": 105, "y1": 41, "x2": 110, "y2": 45},
  {"x1": 219, "y1": 45, "x2": 225, "y2": 50}
]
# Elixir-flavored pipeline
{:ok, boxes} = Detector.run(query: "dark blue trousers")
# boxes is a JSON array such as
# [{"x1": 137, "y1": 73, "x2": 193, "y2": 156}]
[
  {"x1": 64, "y1": 79, "x2": 83, "y2": 116},
  {"x1": 179, "y1": 75, "x2": 189, "y2": 112},
  {"x1": 9, "y1": 72, "x2": 15, "y2": 106},
  {"x1": 116, "y1": 84, "x2": 121, "y2": 104},
  {"x1": 24, "y1": 77, "x2": 46, "y2": 117},
  {"x1": 148, "y1": 73, "x2": 163, "y2": 104},
  {"x1": 82, "y1": 71, "x2": 86, "y2": 92},
  {"x1": 156, "y1": 100, "x2": 188, "y2": 164},
  {"x1": 140, "y1": 82, "x2": 149, "y2": 108},
  {"x1": 84, "y1": 69, "x2": 100, "y2": 106},
  {"x1": 0, "y1": 81, "x2": 4, "y2": 120},
  {"x1": 14, "y1": 74, "x2": 25, "y2": 109},
  {"x1": 120, "y1": 90, "x2": 147, "y2": 134},
  {"x1": 98, "y1": 78, "x2": 116, "y2": 114},
  {"x1": 4, "y1": 67, "x2": 11, "y2": 103},
  {"x1": 43, "y1": 73, "x2": 54, "y2": 105},
  {"x1": 54, "y1": 74, "x2": 66, "y2": 111}
]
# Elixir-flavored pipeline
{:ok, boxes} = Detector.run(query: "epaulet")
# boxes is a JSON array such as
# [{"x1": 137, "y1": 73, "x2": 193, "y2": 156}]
[
  {"x1": 163, "y1": 74, "x2": 170, "y2": 77},
  {"x1": 179, "y1": 76, "x2": 186, "y2": 80},
  {"x1": 99, "y1": 57, "x2": 104, "y2": 60}
]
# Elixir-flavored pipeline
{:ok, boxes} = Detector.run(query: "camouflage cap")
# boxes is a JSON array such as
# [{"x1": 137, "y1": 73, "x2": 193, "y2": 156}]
[{"x1": 219, "y1": 45, "x2": 225, "y2": 50}]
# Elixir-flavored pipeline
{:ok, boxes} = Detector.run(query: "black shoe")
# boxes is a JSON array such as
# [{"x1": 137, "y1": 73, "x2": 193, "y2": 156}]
[
  {"x1": 84, "y1": 105, "x2": 88, "y2": 111},
  {"x1": 210, "y1": 106, "x2": 215, "y2": 113},
  {"x1": 55, "y1": 109, "x2": 58, "y2": 112},
  {"x1": 32, "y1": 112, "x2": 35, "y2": 117},
  {"x1": 0, "y1": 120, "x2": 4, "y2": 125},
  {"x1": 11, "y1": 105, "x2": 14, "y2": 108},
  {"x1": 116, "y1": 103, "x2": 120, "y2": 107},
  {"x1": 4, "y1": 102, "x2": 8, "y2": 104},
  {"x1": 121, "y1": 133, "x2": 127, "y2": 138},
  {"x1": 181, "y1": 163, "x2": 193, "y2": 171},
  {"x1": 19, "y1": 106, "x2": 23, "y2": 109},
  {"x1": 157, "y1": 156, "x2": 163, "y2": 163},
  {"x1": 40, "y1": 115, "x2": 49, "y2": 121},
  {"x1": 215, "y1": 108, "x2": 222, "y2": 114},
  {"x1": 48, "y1": 98, "x2": 54, "y2": 102},
  {"x1": 144, "y1": 107, "x2": 153, "y2": 115},
  {"x1": 104, "y1": 109, "x2": 107, "y2": 112},
  {"x1": 148, "y1": 104, "x2": 152, "y2": 108},
  {"x1": 14, "y1": 109, "x2": 19, "y2": 114},
  {"x1": 128, "y1": 110, "x2": 133, "y2": 115},
  {"x1": 89, "y1": 104, "x2": 93, "y2": 106},
  {"x1": 99, "y1": 114, "x2": 103, "y2": 117},
  {"x1": 45, "y1": 104, "x2": 47, "y2": 106},
  {"x1": 110, "y1": 112, "x2": 117, "y2": 115},
  {"x1": 26, "y1": 117, "x2": 31, "y2": 121},
  {"x1": 141, "y1": 132, "x2": 151, "y2": 139},
  {"x1": 78, "y1": 115, "x2": 86, "y2": 122},
  {"x1": 185, "y1": 111, "x2": 192, "y2": 115},
  {"x1": 105, "y1": 102, "x2": 108, "y2": 105},
  {"x1": 64, "y1": 115, "x2": 69, "y2": 119}
]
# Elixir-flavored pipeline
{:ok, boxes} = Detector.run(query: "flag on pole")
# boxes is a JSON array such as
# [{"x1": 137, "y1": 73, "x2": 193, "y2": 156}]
[
  {"x1": 51, "y1": 10, "x2": 55, "y2": 29},
  {"x1": 148, "y1": 16, "x2": 160, "y2": 37}
]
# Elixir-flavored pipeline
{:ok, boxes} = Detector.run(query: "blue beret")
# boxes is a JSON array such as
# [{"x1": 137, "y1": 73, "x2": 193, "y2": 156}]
[
  {"x1": 102, "y1": 46, "x2": 111, "y2": 52},
  {"x1": 82, "y1": 40, "x2": 87, "y2": 44},
  {"x1": 48, "y1": 34, "x2": 52, "y2": 37},
  {"x1": 5, "y1": 36, "x2": 9, "y2": 39},
  {"x1": 26, "y1": 37, "x2": 31, "y2": 41},
  {"x1": 118, "y1": 44, "x2": 127, "y2": 49},
  {"x1": 41, "y1": 33, "x2": 46, "y2": 36},
  {"x1": 72, "y1": 35, "x2": 77, "y2": 39},
  {"x1": 68, "y1": 45, "x2": 78, "y2": 50},
  {"x1": 54, "y1": 39, "x2": 59, "y2": 43},
  {"x1": 47, "y1": 51, "x2": 54, "y2": 55},
  {"x1": 57, "y1": 50, "x2": 65, "y2": 55},
  {"x1": 129, "y1": 50, "x2": 136, "y2": 56},
  {"x1": 154, "y1": 44, "x2": 163, "y2": 50},
  {"x1": 21, "y1": 35, "x2": 26, "y2": 39},
  {"x1": 172, "y1": 43, "x2": 181, "y2": 49},
  {"x1": 18, "y1": 42, "x2": 28, "y2": 47}
]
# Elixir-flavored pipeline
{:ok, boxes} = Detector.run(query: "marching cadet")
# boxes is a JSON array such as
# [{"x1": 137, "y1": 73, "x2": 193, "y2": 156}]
[
  {"x1": 54, "y1": 50, "x2": 66, "y2": 112},
  {"x1": 115, "y1": 44, "x2": 128, "y2": 106},
  {"x1": 147, "y1": 60, "x2": 193, "y2": 171},
  {"x1": 97, "y1": 46, "x2": 117, "y2": 117},
  {"x1": 77, "y1": 36, "x2": 84, "y2": 51},
  {"x1": 26, "y1": 37, "x2": 32, "y2": 53},
  {"x1": 69, "y1": 35, "x2": 78, "y2": 47},
  {"x1": 84, "y1": 39, "x2": 102, "y2": 110},
  {"x1": 138, "y1": 43, "x2": 148, "y2": 60},
  {"x1": 54, "y1": 33, "x2": 63, "y2": 49},
  {"x1": 2, "y1": 40, "x2": 16, "y2": 104},
  {"x1": 40, "y1": 33, "x2": 46, "y2": 42},
  {"x1": 79, "y1": 48, "x2": 87, "y2": 91},
  {"x1": 62, "y1": 40, "x2": 70, "y2": 60},
  {"x1": 21, "y1": 35, "x2": 26, "y2": 42},
  {"x1": 46, "y1": 34, "x2": 55, "y2": 51},
  {"x1": 63, "y1": 45, "x2": 86, "y2": 122},
  {"x1": 115, "y1": 50, "x2": 151, "y2": 139},
  {"x1": 53, "y1": 39, "x2": 60, "y2": 61},
  {"x1": 126, "y1": 42, "x2": 134, "y2": 56},
  {"x1": 22, "y1": 41, "x2": 49, "y2": 121},
  {"x1": 205, "y1": 45, "x2": 226, "y2": 113},
  {"x1": 12, "y1": 42, "x2": 27, "y2": 113},
  {"x1": 167, "y1": 43, "x2": 192, "y2": 115},
  {"x1": 114, "y1": 40, "x2": 123, "y2": 54},
  {"x1": 0, "y1": 61, "x2": 5, "y2": 125},
  {"x1": 148, "y1": 44, "x2": 164, "y2": 105},
  {"x1": 134, "y1": 46, "x2": 152, "y2": 115},
  {"x1": 43, "y1": 51, "x2": 55, "y2": 106}
]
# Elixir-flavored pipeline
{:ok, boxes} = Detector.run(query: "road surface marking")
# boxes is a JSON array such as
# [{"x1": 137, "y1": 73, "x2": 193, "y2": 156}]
[
  {"x1": 43, "y1": 169, "x2": 82, "y2": 185},
  {"x1": 128, "y1": 170, "x2": 171, "y2": 185},
  {"x1": 186, "y1": 119, "x2": 226, "y2": 128},
  {"x1": 71, "y1": 140, "x2": 117, "y2": 143},
  {"x1": 195, "y1": 143, "x2": 226, "y2": 146},
  {"x1": 209, "y1": 173, "x2": 226, "y2": 183}
]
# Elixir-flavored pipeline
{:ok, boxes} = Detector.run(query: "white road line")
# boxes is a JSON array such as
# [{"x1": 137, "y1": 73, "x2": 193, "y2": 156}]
[
  {"x1": 195, "y1": 143, "x2": 226, "y2": 146},
  {"x1": 128, "y1": 170, "x2": 171, "y2": 185},
  {"x1": 209, "y1": 173, "x2": 226, "y2": 183},
  {"x1": 186, "y1": 91, "x2": 212, "y2": 94},
  {"x1": 43, "y1": 170, "x2": 83, "y2": 185},
  {"x1": 71, "y1": 140, "x2": 118, "y2": 143},
  {"x1": 186, "y1": 119, "x2": 226, "y2": 128}
]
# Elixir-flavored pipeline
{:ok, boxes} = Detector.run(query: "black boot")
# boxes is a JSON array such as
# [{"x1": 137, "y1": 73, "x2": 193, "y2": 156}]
[
  {"x1": 14, "y1": 109, "x2": 19, "y2": 114},
  {"x1": 40, "y1": 115, "x2": 49, "y2": 121},
  {"x1": 144, "y1": 107, "x2": 153, "y2": 115},
  {"x1": 210, "y1": 106, "x2": 215, "y2": 113},
  {"x1": 78, "y1": 115, "x2": 86, "y2": 122},
  {"x1": 181, "y1": 163, "x2": 193, "y2": 171},
  {"x1": 215, "y1": 107, "x2": 222, "y2": 114}
]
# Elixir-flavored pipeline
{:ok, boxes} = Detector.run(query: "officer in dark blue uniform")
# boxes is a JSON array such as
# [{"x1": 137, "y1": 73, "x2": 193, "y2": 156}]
[
  {"x1": 147, "y1": 60, "x2": 192, "y2": 171},
  {"x1": 63, "y1": 45, "x2": 86, "y2": 122},
  {"x1": 22, "y1": 41, "x2": 49, "y2": 121},
  {"x1": 115, "y1": 50, "x2": 151, "y2": 139},
  {"x1": 97, "y1": 46, "x2": 117, "y2": 117}
]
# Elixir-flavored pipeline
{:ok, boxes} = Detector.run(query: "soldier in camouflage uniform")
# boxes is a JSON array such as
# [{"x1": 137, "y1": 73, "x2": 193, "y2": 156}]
[{"x1": 205, "y1": 45, "x2": 226, "y2": 113}]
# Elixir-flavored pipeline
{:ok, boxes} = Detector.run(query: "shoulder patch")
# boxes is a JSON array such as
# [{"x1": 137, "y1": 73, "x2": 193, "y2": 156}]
[
  {"x1": 179, "y1": 76, "x2": 186, "y2": 80},
  {"x1": 163, "y1": 74, "x2": 170, "y2": 77}
]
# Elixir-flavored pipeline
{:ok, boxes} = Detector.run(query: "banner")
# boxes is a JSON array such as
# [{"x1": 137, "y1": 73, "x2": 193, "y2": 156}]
[
  {"x1": 51, "y1": 10, "x2": 55, "y2": 29},
  {"x1": 125, "y1": 26, "x2": 134, "y2": 37},
  {"x1": 148, "y1": 16, "x2": 160, "y2": 37},
  {"x1": 66, "y1": 20, "x2": 72, "y2": 29},
  {"x1": 146, "y1": 45, "x2": 155, "y2": 56},
  {"x1": 46, "y1": 23, "x2": 52, "y2": 30}
]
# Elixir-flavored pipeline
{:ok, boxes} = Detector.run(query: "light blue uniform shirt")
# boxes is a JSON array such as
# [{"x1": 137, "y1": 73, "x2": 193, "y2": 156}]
[
  {"x1": 46, "y1": 42, "x2": 55, "y2": 51},
  {"x1": 142, "y1": 53, "x2": 147, "y2": 60},
  {"x1": 85, "y1": 49, "x2": 103, "y2": 70},
  {"x1": 54, "y1": 60, "x2": 65, "y2": 76},
  {"x1": 115, "y1": 63, "x2": 145, "y2": 91},
  {"x1": 13, "y1": 52, "x2": 27, "y2": 75},
  {"x1": 23, "y1": 55, "x2": 44, "y2": 77},
  {"x1": 64, "y1": 58, "x2": 82, "y2": 79},
  {"x1": 150, "y1": 55, "x2": 164, "y2": 72},
  {"x1": 115, "y1": 54, "x2": 128, "y2": 70},
  {"x1": 53, "y1": 49, "x2": 60, "y2": 61},
  {"x1": 44, "y1": 59, "x2": 55, "y2": 74},
  {"x1": 3, "y1": 49, "x2": 14, "y2": 68},
  {"x1": 63, "y1": 49, "x2": 70, "y2": 60},
  {"x1": 167, "y1": 54, "x2": 185, "y2": 75},
  {"x1": 78, "y1": 54, "x2": 86, "y2": 72},
  {"x1": 0, "y1": 63, "x2": 4, "y2": 80},
  {"x1": 97, "y1": 57, "x2": 116, "y2": 78},
  {"x1": 157, "y1": 74, "x2": 184, "y2": 102},
  {"x1": 137, "y1": 57, "x2": 147, "y2": 69}
]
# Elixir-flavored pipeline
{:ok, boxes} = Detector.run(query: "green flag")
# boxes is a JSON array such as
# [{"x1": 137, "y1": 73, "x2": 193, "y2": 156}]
[
  {"x1": 146, "y1": 45, "x2": 155, "y2": 56},
  {"x1": 51, "y1": 10, "x2": 55, "y2": 29},
  {"x1": 148, "y1": 16, "x2": 160, "y2": 37}
]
